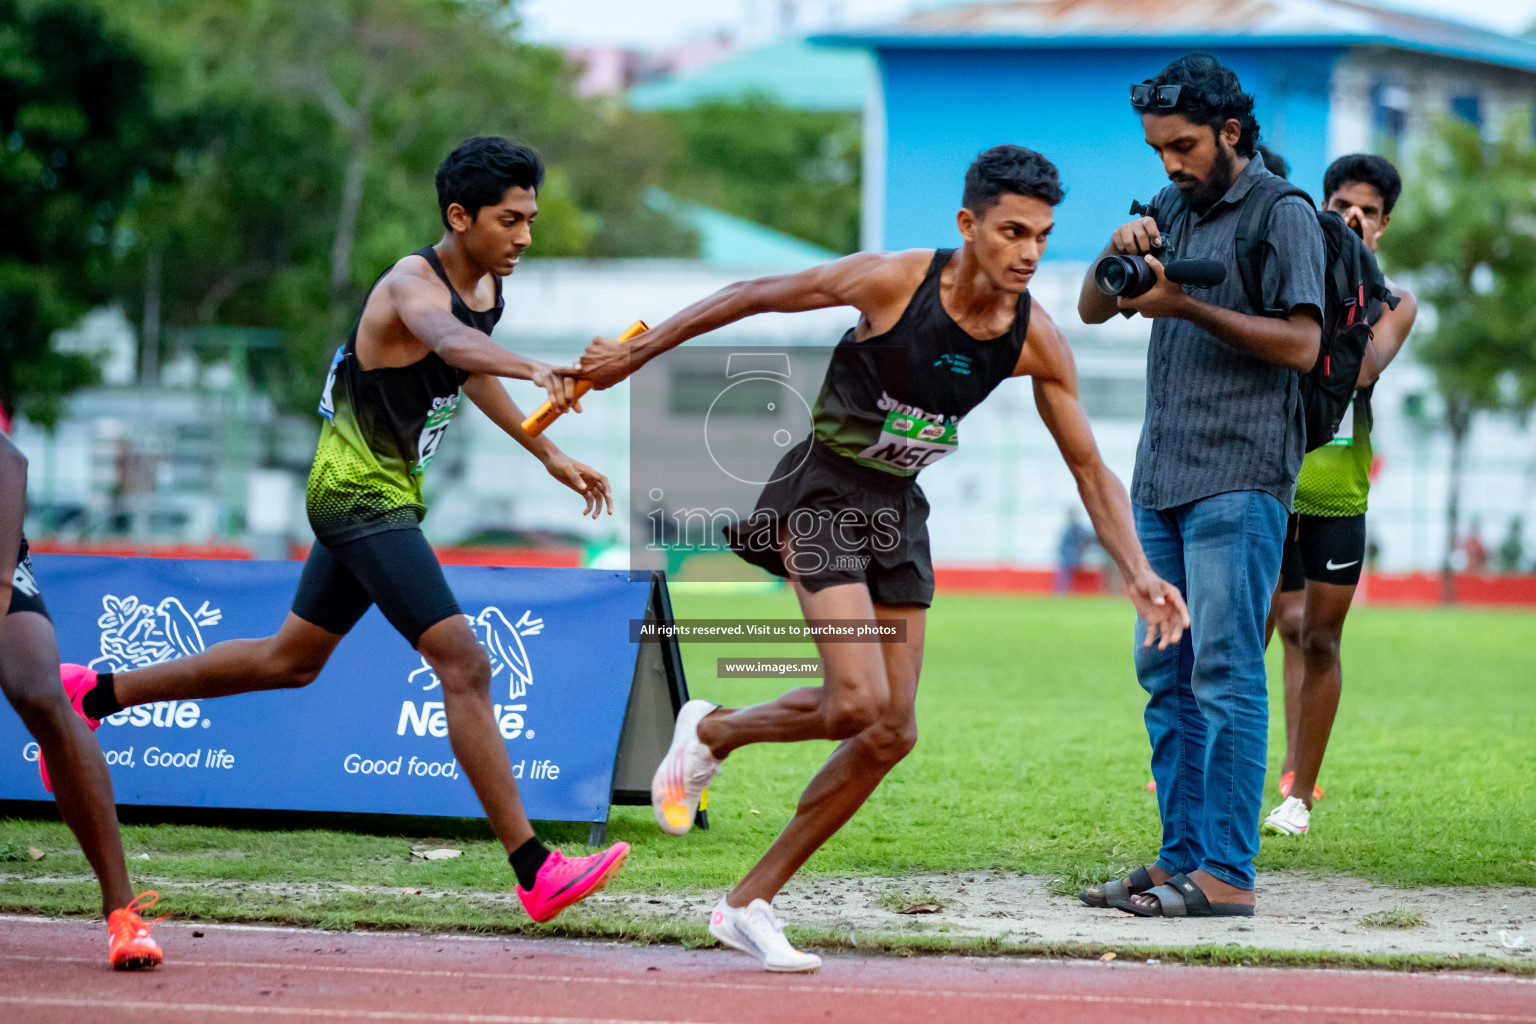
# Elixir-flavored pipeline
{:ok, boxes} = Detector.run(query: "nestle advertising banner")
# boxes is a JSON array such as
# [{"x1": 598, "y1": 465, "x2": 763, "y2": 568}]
[{"x1": 0, "y1": 556, "x2": 655, "y2": 824}]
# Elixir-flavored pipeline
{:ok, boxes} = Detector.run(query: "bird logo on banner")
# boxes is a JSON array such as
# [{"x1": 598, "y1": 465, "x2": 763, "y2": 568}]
[
  {"x1": 407, "y1": 607, "x2": 543, "y2": 702},
  {"x1": 91, "y1": 594, "x2": 224, "y2": 672}
]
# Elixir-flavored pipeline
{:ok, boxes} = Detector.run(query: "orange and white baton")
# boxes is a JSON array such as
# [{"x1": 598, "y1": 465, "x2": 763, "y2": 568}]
[{"x1": 519, "y1": 319, "x2": 649, "y2": 437}]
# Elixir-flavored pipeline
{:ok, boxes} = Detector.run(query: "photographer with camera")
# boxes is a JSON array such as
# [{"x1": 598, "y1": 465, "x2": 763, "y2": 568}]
[{"x1": 1076, "y1": 54, "x2": 1324, "y2": 918}]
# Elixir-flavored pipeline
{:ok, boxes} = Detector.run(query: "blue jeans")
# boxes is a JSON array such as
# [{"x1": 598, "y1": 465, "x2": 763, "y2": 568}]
[{"x1": 1133, "y1": 490, "x2": 1286, "y2": 890}]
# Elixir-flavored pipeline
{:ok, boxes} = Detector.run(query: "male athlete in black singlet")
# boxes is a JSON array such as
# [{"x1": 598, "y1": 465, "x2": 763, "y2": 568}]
[
  {"x1": 53, "y1": 137, "x2": 630, "y2": 922},
  {"x1": 568, "y1": 146, "x2": 1190, "y2": 972}
]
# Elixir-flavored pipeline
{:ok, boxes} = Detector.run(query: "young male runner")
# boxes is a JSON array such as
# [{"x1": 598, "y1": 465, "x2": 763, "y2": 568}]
[
  {"x1": 567, "y1": 145, "x2": 1189, "y2": 971},
  {"x1": 1, "y1": 433, "x2": 166, "y2": 969},
  {"x1": 50, "y1": 136, "x2": 629, "y2": 922},
  {"x1": 1263, "y1": 154, "x2": 1417, "y2": 836}
]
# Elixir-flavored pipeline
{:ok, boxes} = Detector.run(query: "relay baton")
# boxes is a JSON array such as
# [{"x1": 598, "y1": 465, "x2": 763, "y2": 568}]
[{"x1": 519, "y1": 319, "x2": 649, "y2": 436}]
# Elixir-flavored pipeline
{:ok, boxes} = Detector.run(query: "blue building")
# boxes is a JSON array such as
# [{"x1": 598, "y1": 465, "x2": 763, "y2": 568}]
[{"x1": 820, "y1": 0, "x2": 1536, "y2": 260}]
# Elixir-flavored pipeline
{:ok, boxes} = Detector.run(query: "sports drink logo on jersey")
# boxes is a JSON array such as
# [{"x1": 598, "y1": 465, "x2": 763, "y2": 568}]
[
  {"x1": 414, "y1": 394, "x2": 461, "y2": 474},
  {"x1": 860, "y1": 392, "x2": 959, "y2": 472},
  {"x1": 400, "y1": 606, "x2": 543, "y2": 740}
]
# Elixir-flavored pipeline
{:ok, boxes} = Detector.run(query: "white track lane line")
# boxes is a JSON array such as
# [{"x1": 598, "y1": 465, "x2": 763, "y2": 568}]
[
  {"x1": 0, "y1": 996, "x2": 720, "y2": 1024},
  {"x1": 2, "y1": 954, "x2": 1532, "y2": 1023}
]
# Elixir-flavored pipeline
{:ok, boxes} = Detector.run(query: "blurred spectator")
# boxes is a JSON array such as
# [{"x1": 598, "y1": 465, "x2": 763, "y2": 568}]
[
  {"x1": 1366, "y1": 536, "x2": 1381, "y2": 573},
  {"x1": 1498, "y1": 517, "x2": 1524, "y2": 574},
  {"x1": 1255, "y1": 143, "x2": 1291, "y2": 179},
  {"x1": 1054, "y1": 509, "x2": 1092, "y2": 593},
  {"x1": 1462, "y1": 519, "x2": 1488, "y2": 574}
]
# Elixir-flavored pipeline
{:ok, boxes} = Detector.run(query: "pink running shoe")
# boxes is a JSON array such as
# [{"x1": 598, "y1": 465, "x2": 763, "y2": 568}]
[
  {"x1": 516, "y1": 843, "x2": 630, "y2": 923},
  {"x1": 39, "y1": 665, "x2": 102, "y2": 793}
]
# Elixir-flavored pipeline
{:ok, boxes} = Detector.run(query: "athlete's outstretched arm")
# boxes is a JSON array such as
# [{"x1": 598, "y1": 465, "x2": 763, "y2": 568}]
[
  {"x1": 1358, "y1": 281, "x2": 1416, "y2": 387},
  {"x1": 0, "y1": 434, "x2": 28, "y2": 608},
  {"x1": 461, "y1": 374, "x2": 612, "y2": 519},
  {"x1": 1020, "y1": 306, "x2": 1188, "y2": 648},
  {"x1": 567, "y1": 251, "x2": 927, "y2": 389},
  {"x1": 389, "y1": 274, "x2": 578, "y2": 413}
]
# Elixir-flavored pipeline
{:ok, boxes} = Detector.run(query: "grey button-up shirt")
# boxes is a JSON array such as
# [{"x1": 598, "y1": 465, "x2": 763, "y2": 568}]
[{"x1": 1130, "y1": 157, "x2": 1325, "y2": 513}]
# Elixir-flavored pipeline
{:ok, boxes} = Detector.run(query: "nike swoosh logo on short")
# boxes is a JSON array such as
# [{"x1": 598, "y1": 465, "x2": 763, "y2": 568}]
[{"x1": 1326, "y1": 559, "x2": 1360, "y2": 571}]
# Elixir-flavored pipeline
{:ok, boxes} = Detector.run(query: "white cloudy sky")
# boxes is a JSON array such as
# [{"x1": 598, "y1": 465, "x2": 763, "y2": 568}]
[{"x1": 520, "y1": 0, "x2": 1536, "y2": 48}]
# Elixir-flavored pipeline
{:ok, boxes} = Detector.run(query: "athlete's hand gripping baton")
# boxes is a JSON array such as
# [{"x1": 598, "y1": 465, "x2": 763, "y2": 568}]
[{"x1": 520, "y1": 320, "x2": 649, "y2": 437}]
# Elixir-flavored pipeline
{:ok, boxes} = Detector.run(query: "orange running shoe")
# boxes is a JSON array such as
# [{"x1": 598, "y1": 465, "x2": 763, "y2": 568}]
[
  {"x1": 108, "y1": 891, "x2": 165, "y2": 971},
  {"x1": 1277, "y1": 771, "x2": 1324, "y2": 802},
  {"x1": 516, "y1": 843, "x2": 629, "y2": 923}
]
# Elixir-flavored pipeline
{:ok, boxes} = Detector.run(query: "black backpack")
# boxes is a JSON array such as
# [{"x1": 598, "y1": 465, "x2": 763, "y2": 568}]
[{"x1": 1150, "y1": 177, "x2": 1398, "y2": 451}]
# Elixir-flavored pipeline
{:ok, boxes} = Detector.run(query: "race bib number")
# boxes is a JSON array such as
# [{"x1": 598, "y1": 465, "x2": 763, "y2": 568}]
[
  {"x1": 856, "y1": 410, "x2": 958, "y2": 473},
  {"x1": 415, "y1": 395, "x2": 460, "y2": 474}
]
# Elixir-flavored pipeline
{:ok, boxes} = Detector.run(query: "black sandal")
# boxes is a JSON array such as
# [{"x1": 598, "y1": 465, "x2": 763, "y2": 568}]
[
  {"x1": 1077, "y1": 865, "x2": 1157, "y2": 908},
  {"x1": 1110, "y1": 872, "x2": 1255, "y2": 917}
]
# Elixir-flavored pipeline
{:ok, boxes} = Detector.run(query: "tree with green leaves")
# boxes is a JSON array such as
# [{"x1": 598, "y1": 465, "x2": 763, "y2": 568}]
[
  {"x1": 101, "y1": 0, "x2": 693, "y2": 411},
  {"x1": 0, "y1": 0, "x2": 172, "y2": 426},
  {"x1": 1380, "y1": 116, "x2": 1536, "y2": 592},
  {"x1": 652, "y1": 95, "x2": 861, "y2": 254}
]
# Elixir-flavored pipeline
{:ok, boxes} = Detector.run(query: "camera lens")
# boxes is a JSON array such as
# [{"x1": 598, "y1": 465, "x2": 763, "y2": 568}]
[
  {"x1": 1093, "y1": 255, "x2": 1156, "y2": 298},
  {"x1": 1096, "y1": 259, "x2": 1130, "y2": 294}
]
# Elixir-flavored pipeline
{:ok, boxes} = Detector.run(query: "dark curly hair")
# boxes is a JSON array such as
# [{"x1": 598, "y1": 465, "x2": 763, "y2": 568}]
[
  {"x1": 962, "y1": 144, "x2": 1065, "y2": 215},
  {"x1": 436, "y1": 136, "x2": 544, "y2": 229},
  {"x1": 1136, "y1": 54, "x2": 1260, "y2": 158},
  {"x1": 1323, "y1": 154, "x2": 1402, "y2": 214}
]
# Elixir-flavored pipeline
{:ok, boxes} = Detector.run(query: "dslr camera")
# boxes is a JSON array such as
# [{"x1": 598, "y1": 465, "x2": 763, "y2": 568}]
[{"x1": 1094, "y1": 199, "x2": 1226, "y2": 299}]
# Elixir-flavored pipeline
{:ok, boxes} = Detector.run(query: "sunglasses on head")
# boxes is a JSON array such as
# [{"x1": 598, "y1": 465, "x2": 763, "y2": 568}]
[{"x1": 1130, "y1": 84, "x2": 1183, "y2": 110}]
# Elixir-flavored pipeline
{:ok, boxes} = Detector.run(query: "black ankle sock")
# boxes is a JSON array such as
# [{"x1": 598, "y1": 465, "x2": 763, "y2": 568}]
[
  {"x1": 509, "y1": 837, "x2": 551, "y2": 890},
  {"x1": 80, "y1": 673, "x2": 121, "y2": 720}
]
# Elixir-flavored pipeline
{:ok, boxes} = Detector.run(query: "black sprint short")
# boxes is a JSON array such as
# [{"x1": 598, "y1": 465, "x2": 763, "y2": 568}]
[
  {"x1": 1279, "y1": 512, "x2": 1367, "y2": 591},
  {"x1": 291, "y1": 527, "x2": 461, "y2": 647},
  {"x1": 7, "y1": 542, "x2": 50, "y2": 621},
  {"x1": 727, "y1": 437, "x2": 934, "y2": 608}
]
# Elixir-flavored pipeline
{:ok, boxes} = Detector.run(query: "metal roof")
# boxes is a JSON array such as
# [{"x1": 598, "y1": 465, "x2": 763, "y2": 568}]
[
  {"x1": 644, "y1": 190, "x2": 843, "y2": 269},
  {"x1": 815, "y1": 0, "x2": 1536, "y2": 73},
  {"x1": 628, "y1": 38, "x2": 874, "y2": 112}
]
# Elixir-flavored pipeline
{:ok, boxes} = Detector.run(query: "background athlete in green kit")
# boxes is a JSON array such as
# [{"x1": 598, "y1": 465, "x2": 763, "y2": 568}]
[
  {"x1": 1263, "y1": 155, "x2": 1419, "y2": 837},
  {"x1": 48, "y1": 137, "x2": 631, "y2": 923}
]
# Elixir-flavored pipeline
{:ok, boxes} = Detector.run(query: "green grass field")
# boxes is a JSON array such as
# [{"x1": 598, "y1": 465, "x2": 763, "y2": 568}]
[{"x1": 2, "y1": 588, "x2": 1533, "y2": 930}]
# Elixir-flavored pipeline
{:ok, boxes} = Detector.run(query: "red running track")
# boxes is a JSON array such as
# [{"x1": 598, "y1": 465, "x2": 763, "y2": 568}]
[{"x1": 2, "y1": 915, "x2": 1534, "y2": 1023}]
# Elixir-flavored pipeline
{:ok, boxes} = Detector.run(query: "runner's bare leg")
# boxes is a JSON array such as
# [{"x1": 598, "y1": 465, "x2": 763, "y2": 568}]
[
  {"x1": 1289, "y1": 580, "x2": 1356, "y2": 810},
  {"x1": 1270, "y1": 588, "x2": 1306, "y2": 777},
  {"x1": 0, "y1": 611, "x2": 133, "y2": 916},
  {"x1": 417, "y1": 614, "x2": 536, "y2": 852},
  {"x1": 110, "y1": 613, "x2": 343, "y2": 706},
  {"x1": 698, "y1": 581, "x2": 926, "y2": 908}
]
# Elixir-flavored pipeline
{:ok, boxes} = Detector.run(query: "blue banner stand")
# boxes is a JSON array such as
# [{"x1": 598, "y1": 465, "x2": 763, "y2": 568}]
[{"x1": 0, "y1": 556, "x2": 692, "y2": 846}]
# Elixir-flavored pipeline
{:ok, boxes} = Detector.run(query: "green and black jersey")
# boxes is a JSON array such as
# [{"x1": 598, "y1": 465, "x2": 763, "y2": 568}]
[
  {"x1": 811, "y1": 248, "x2": 1029, "y2": 477},
  {"x1": 1294, "y1": 386, "x2": 1373, "y2": 517},
  {"x1": 306, "y1": 246, "x2": 501, "y2": 544}
]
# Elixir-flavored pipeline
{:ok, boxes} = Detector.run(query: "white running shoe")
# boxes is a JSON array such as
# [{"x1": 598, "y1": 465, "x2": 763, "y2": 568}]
[
  {"x1": 709, "y1": 896, "x2": 822, "y2": 973},
  {"x1": 1262, "y1": 795, "x2": 1311, "y2": 836},
  {"x1": 651, "y1": 699, "x2": 722, "y2": 836}
]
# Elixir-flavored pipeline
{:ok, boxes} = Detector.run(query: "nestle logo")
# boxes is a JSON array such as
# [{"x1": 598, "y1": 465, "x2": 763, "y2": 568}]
[{"x1": 398, "y1": 700, "x2": 528, "y2": 740}]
